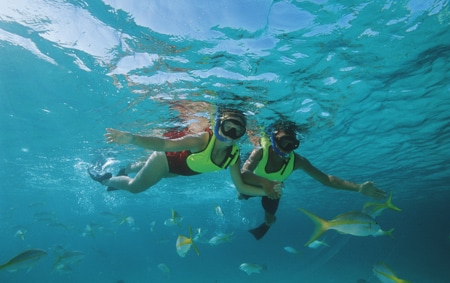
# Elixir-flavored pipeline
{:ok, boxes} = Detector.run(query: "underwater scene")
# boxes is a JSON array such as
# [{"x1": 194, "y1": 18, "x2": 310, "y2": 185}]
[{"x1": 1, "y1": 0, "x2": 449, "y2": 282}]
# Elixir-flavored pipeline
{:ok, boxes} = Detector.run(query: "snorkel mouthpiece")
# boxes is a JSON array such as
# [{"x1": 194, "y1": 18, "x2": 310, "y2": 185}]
[{"x1": 270, "y1": 132, "x2": 290, "y2": 158}]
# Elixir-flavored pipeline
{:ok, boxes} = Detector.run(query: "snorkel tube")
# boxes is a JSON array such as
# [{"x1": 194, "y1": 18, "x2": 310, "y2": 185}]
[{"x1": 214, "y1": 116, "x2": 231, "y2": 142}]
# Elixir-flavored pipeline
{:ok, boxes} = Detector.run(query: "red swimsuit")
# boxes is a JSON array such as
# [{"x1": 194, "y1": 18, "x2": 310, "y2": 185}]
[{"x1": 163, "y1": 126, "x2": 203, "y2": 176}]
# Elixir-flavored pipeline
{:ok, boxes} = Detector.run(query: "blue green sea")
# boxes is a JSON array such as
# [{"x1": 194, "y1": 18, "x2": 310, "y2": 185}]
[{"x1": 1, "y1": 0, "x2": 449, "y2": 282}]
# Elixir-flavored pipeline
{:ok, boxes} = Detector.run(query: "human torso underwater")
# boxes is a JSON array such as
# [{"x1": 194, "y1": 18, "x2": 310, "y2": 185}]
[
  {"x1": 186, "y1": 131, "x2": 239, "y2": 173},
  {"x1": 265, "y1": 150, "x2": 289, "y2": 173},
  {"x1": 253, "y1": 142, "x2": 295, "y2": 182}
]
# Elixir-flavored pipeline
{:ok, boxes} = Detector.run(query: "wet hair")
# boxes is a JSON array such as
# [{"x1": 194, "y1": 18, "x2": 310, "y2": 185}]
[
  {"x1": 269, "y1": 120, "x2": 297, "y2": 137},
  {"x1": 217, "y1": 108, "x2": 247, "y2": 127}
]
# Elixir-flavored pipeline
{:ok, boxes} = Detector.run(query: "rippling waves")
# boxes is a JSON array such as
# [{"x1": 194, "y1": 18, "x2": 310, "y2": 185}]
[{"x1": 1, "y1": 0, "x2": 449, "y2": 193}]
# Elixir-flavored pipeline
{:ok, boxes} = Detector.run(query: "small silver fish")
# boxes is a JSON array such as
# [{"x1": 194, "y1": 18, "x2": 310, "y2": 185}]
[
  {"x1": 214, "y1": 205, "x2": 224, "y2": 217},
  {"x1": 15, "y1": 229, "x2": 27, "y2": 240},
  {"x1": 157, "y1": 263, "x2": 170, "y2": 279},
  {"x1": 373, "y1": 262, "x2": 411, "y2": 283},
  {"x1": 307, "y1": 239, "x2": 329, "y2": 249},
  {"x1": 164, "y1": 209, "x2": 183, "y2": 227},
  {"x1": 239, "y1": 263, "x2": 266, "y2": 275},
  {"x1": 53, "y1": 248, "x2": 86, "y2": 273},
  {"x1": 208, "y1": 232, "x2": 234, "y2": 246},
  {"x1": 283, "y1": 246, "x2": 301, "y2": 255}
]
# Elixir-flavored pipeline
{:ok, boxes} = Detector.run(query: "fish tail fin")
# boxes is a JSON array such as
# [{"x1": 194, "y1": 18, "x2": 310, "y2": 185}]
[
  {"x1": 298, "y1": 208, "x2": 329, "y2": 246},
  {"x1": 386, "y1": 192, "x2": 402, "y2": 212},
  {"x1": 188, "y1": 225, "x2": 200, "y2": 256},
  {"x1": 192, "y1": 242, "x2": 200, "y2": 256},
  {"x1": 385, "y1": 228, "x2": 395, "y2": 239}
]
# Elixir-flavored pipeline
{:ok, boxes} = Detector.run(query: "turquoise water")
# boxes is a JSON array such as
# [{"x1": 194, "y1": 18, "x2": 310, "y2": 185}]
[{"x1": 1, "y1": 0, "x2": 449, "y2": 282}]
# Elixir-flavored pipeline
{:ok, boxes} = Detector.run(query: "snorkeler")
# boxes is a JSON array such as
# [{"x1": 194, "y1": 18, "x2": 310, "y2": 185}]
[
  {"x1": 88, "y1": 108, "x2": 282, "y2": 198},
  {"x1": 240, "y1": 120, "x2": 388, "y2": 240}
]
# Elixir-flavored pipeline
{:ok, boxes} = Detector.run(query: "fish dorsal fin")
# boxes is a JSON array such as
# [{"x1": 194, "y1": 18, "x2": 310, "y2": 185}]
[
  {"x1": 333, "y1": 211, "x2": 364, "y2": 219},
  {"x1": 332, "y1": 211, "x2": 373, "y2": 225},
  {"x1": 188, "y1": 225, "x2": 193, "y2": 238}
]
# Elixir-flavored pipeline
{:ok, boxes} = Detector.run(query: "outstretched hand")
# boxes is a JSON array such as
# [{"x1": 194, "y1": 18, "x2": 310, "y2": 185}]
[
  {"x1": 359, "y1": 181, "x2": 387, "y2": 200},
  {"x1": 104, "y1": 128, "x2": 134, "y2": 145}
]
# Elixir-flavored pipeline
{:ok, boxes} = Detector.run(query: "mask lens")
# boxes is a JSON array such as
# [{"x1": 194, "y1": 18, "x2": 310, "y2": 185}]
[
  {"x1": 276, "y1": 135, "x2": 299, "y2": 152},
  {"x1": 221, "y1": 119, "x2": 246, "y2": 139}
]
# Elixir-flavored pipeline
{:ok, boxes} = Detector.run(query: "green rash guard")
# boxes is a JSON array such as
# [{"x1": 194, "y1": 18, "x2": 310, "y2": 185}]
[
  {"x1": 186, "y1": 131, "x2": 240, "y2": 173},
  {"x1": 253, "y1": 136, "x2": 294, "y2": 182}
]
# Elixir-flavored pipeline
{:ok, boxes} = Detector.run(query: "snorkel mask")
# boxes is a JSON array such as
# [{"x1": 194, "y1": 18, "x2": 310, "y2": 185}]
[
  {"x1": 270, "y1": 130, "x2": 300, "y2": 158},
  {"x1": 214, "y1": 112, "x2": 247, "y2": 142}
]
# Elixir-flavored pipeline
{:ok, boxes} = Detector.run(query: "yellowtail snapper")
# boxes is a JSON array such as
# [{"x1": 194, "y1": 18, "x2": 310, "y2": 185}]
[
  {"x1": 0, "y1": 249, "x2": 47, "y2": 272},
  {"x1": 298, "y1": 209, "x2": 394, "y2": 246}
]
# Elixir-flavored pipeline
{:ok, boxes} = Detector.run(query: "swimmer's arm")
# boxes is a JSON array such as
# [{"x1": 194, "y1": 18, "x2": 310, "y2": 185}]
[
  {"x1": 296, "y1": 154, "x2": 386, "y2": 200},
  {"x1": 241, "y1": 148, "x2": 282, "y2": 199},
  {"x1": 230, "y1": 158, "x2": 280, "y2": 197},
  {"x1": 240, "y1": 148, "x2": 262, "y2": 183},
  {"x1": 104, "y1": 128, "x2": 208, "y2": 152}
]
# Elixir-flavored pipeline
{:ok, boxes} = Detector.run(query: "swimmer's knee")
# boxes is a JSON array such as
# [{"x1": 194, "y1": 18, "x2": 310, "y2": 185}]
[
  {"x1": 127, "y1": 181, "x2": 148, "y2": 194},
  {"x1": 128, "y1": 186, "x2": 147, "y2": 194},
  {"x1": 128, "y1": 187, "x2": 141, "y2": 194}
]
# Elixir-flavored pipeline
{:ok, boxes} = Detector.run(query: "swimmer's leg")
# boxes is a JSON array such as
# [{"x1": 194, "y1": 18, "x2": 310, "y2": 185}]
[
  {"x1": 103, "y1": 152, "x2": 170, "y2": 194},
  {"x1": 121, "y1": 161, "x2": 146, "y2": 175},
  {"x1": 106, "y1": 161, "x2": 145, "y2": 191},
  {"x1": 262, "y1": 197, "x2": 280, "y2": 225},
  {"x1": 248, "y1": 197, "x2": 281, "y2": 240}
]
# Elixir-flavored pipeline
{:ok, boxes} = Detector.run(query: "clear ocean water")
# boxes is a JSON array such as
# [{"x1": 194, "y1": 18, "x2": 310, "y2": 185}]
[{"x1": 1, "y1": 0, "x2": 449, "y2": 282}]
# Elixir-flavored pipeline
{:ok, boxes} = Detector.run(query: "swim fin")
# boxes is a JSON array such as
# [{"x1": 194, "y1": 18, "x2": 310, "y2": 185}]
[
  {"x1": 88, "y1": 168, "x2": 112, "y2": 184},
  {"x1": 249, "y1": 223, "x2": 271, "y2": 240}
]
